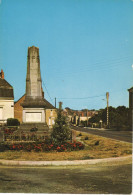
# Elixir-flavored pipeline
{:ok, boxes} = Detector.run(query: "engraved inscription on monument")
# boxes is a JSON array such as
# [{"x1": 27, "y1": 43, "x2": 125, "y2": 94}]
[{"x1": 26, "y1": 112, "x2": 42, "y2": 122}]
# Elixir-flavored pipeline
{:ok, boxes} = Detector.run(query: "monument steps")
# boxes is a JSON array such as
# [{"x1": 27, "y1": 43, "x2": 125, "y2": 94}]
[{"x1": 18, "y1": 123, "x2": 50, "y2": 133}]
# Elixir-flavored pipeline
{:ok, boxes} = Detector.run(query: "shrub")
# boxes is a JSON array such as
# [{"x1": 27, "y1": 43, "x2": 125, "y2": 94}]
[
  {"x1": 0, "y1": 142, "x2": 10, "y2": 152},
  {"x1": 30, "y1": 127, "x2": 38, "y2": 132},
  {"x1": 4, "y1": 127, "x2": 16, "y2": 135},
  {"x1": 84, "y1": 136, "x2": 89, "y2": 140},
  {"x1": 95, "y1": 140, "x2": 100, "y2": 145},
  {"x1": 7, "y1": 118, "x2": 20, "y2": 126}
]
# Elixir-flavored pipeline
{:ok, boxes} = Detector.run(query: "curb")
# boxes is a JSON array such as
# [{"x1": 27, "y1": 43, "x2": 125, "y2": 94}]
[{"x1": 0, "y1": 155, "x2": 132, "y2": 166}]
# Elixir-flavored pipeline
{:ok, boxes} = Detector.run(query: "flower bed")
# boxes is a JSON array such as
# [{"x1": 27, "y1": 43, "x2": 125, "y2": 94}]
[
  {"x1": 0, "y1": 141, "x2": 84, "y2": 152},
  {"x1": 4, "y1": 128, "x2": 16, "y2": 135}
]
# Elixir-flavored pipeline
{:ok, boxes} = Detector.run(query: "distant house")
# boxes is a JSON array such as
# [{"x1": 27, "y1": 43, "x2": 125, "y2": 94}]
[
  {"x1": 128, "y1": 87, "x2": 133, "y2": 130},
  {"x1": 14, "y1": 94, "x2": 57, "y2": 128},
  {"x1": 64, "y1": 107, "x2": 98, "y2": 125},
  {"x1": 0, "y1": 69, "x2": 14, "y2": 124}
]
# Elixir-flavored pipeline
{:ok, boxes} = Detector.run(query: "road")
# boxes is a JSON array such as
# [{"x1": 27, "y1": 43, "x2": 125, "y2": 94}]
[
  {"x1": 0, "y1": 161, "x2": 132, "y2": 194},
  {"x1": 71, "y1": 126, "x2": 132, "y2": 143}
]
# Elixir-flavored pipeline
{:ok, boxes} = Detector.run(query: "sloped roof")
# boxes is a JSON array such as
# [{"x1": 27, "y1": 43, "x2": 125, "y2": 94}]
[
  {"x1": 15, "y1": 94, "x2": 55, "y2": 109},
  {"x1": 0, "y1": 78, "x2": 14, "y2": 98},
  {"x1": 0, "y1": 78, "x2": 13, "y2": 89},
  {"x1": 44, "y1": 98, "x2": 55, "y2": 109}
]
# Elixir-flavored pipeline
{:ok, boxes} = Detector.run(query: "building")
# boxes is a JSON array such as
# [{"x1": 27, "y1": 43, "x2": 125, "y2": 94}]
[
  {"x1": 14, "y1": 94, "x2": 57, "y2": 128},
  {"x1": 64, "y1": 107, "x2": 98, "y2": 125},
  {"x1": 128, "y1": 87, "x2": 133, "y2": 130},
  {"x1": 0, "y1": 69, "x2": 14, "y2": 124}
]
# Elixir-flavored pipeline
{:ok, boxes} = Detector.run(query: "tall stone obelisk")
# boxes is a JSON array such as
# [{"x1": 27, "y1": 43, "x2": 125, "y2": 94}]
[
  {"x1": 21, "y1": 46, "x2": 47, "y2": 126},
  {"x1": 26, "y1": 46, "x2": 43, "y2": 100}
]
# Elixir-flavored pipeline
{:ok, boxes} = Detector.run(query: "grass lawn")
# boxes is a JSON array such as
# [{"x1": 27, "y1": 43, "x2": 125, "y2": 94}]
[{"x1": 0, "y1": 131, "x2": 132, "y2": 161}]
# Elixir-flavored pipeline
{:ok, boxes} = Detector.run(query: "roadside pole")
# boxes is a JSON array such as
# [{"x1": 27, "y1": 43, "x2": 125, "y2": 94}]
[
  {"x1": 106, "y1": 92, "x2": 109, "y2": 128},
  {"x1": 55, "y1": 97, "x2": 56, "y2": 108}
]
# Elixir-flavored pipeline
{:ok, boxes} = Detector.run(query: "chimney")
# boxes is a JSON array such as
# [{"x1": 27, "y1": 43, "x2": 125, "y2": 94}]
[{"x1": 1, "y1": 69, "x2": 4, "y2": 79}]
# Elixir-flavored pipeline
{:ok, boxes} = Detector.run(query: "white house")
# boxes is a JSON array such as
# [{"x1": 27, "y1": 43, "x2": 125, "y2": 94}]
[{"x1": 0, "y1": 70, "x2": 14, "y2": 124}]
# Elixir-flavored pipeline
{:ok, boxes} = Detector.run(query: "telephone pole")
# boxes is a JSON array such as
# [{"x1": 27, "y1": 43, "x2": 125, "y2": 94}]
[
  {"x1": 86, "y1": 109, "x2": 88, "y2": 127},
  {"x1": 55, "y1": 97, "x2": 56, "y2": 108},
  {"x1": 59, "y1": 101, "x2": 63, "y2": 110},
  {"x1": 106, "y1": 92, "x2": 109, "y2": 128}
]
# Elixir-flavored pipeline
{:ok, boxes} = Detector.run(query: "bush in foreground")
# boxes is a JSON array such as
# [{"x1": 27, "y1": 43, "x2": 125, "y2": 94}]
[{"x1": 7, "y1": 118, "x2": 20, "y2": 126}]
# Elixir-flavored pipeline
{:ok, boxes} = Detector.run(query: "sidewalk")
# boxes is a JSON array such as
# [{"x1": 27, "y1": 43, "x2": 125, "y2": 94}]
[{"x1": 0, "y1": 155, "x2": 131, "y2": 166}]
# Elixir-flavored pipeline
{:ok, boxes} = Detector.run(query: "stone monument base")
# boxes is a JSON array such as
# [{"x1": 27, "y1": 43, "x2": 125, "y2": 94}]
[{"x1": 18, "y1": 122, "x2": 50, "y2": 137}]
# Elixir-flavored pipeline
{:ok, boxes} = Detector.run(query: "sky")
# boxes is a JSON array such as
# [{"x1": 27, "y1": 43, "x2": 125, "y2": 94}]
[{"x1": 0, "y1": 0, "x2": 133, "y2": 110}]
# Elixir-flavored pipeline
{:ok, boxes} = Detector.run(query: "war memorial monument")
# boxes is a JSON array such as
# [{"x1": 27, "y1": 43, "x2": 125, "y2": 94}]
[{"x1": 19, "y1": 46, "x2": 49, "y2": 136}]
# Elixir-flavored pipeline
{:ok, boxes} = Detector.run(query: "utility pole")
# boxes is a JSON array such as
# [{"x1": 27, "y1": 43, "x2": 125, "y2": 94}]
[
  {"x1": 106, "y1": 92, "x2": 109, "y2": 128},
  {"x1": 55, "y1": 97, "x2": 56, "y2": 108},
  {"x1": 86, "y1": 109, "x2": 88, "y2": 127},
  {"x1": 59, "y1": 101, "x2": 63, "y2": 110}
]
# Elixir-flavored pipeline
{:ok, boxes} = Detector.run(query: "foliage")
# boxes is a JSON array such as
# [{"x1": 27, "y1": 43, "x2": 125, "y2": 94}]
[
  {"x1": 30, "y1": 127, "x2": 38, "y2": 132},
  {"x1": 7, "y1": 118, "x2": 20, "y2": 126},
  {"x1": 0, "y1": 132, "x2": 132, "y2": 160},
  {"x1": 0, "y1": 141, "x2": 84, "y2": 152},
  {"x1": 80, "y1": 120, "x2": 87, "y2": 127},
  {"x1": 4, "y1": 127, "x2": 16, "y2": 135},
  {"x1": 51, "y1": 108, "x2": 71, "y2": 144},
  {"x1": 95, "y1": 140, "x2": 100, "y2": 145},
  {"x1": 84, "y1": 136, "x2": 89, "y2": 140},
  {"x1": 89, "y1": 106, "x2": 130, "y2": 130},
  {"x1": 0, "y1": 142, "x2": 10, "y2": 152}
]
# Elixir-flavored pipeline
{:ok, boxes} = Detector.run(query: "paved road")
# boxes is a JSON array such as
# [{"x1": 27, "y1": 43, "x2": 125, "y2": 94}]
[
  {"x1": 0, "y1": 161, "x2": 132, "y2": 194},
  {"x1": 71, "y1": 126, "x2": 132, "y2": 143}
]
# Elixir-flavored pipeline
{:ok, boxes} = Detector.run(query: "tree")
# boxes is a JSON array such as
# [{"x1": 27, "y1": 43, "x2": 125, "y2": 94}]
[
  {"x1": 88, "y1": 106, "x2": 130, "y2": 130},
  {"x1": 51, "y1": 108, "x2": 71, "y2": 144}
]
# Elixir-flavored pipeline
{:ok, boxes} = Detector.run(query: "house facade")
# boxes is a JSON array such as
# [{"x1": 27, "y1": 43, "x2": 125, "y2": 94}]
[{"x1": 0, "y1": 70, "x2": 14, "y2": 124}]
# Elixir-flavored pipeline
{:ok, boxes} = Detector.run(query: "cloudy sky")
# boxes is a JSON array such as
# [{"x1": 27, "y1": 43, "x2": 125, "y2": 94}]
[{"x1": 0, "y1": 0, "x2": 133, "y2": 110}]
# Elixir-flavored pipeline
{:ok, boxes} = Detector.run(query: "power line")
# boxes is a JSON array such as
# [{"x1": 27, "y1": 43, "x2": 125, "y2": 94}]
[
  {"x1": 56, "y1": 94, "x2": 105, "y2": 100},
  {"x1": 42, "y1": 80, "x2": 54, "y2": 104},
  {"x1": 46, "y1": 55, "x2": 132, "y2": 78}
]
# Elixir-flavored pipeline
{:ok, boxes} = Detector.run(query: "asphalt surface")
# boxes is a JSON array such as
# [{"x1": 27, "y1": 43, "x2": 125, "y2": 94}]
[
  {"x1": 0, "y1": 162, "x2": 132, "y2": 194},
  {"x1": 71, "y1": 126, "x2": 132, "y2": 143}
]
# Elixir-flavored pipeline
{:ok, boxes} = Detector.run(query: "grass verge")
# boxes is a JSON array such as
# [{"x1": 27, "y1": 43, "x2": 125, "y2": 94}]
[{"x1": 0, "y1": 131, "x2": 132, "y2": 161}]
